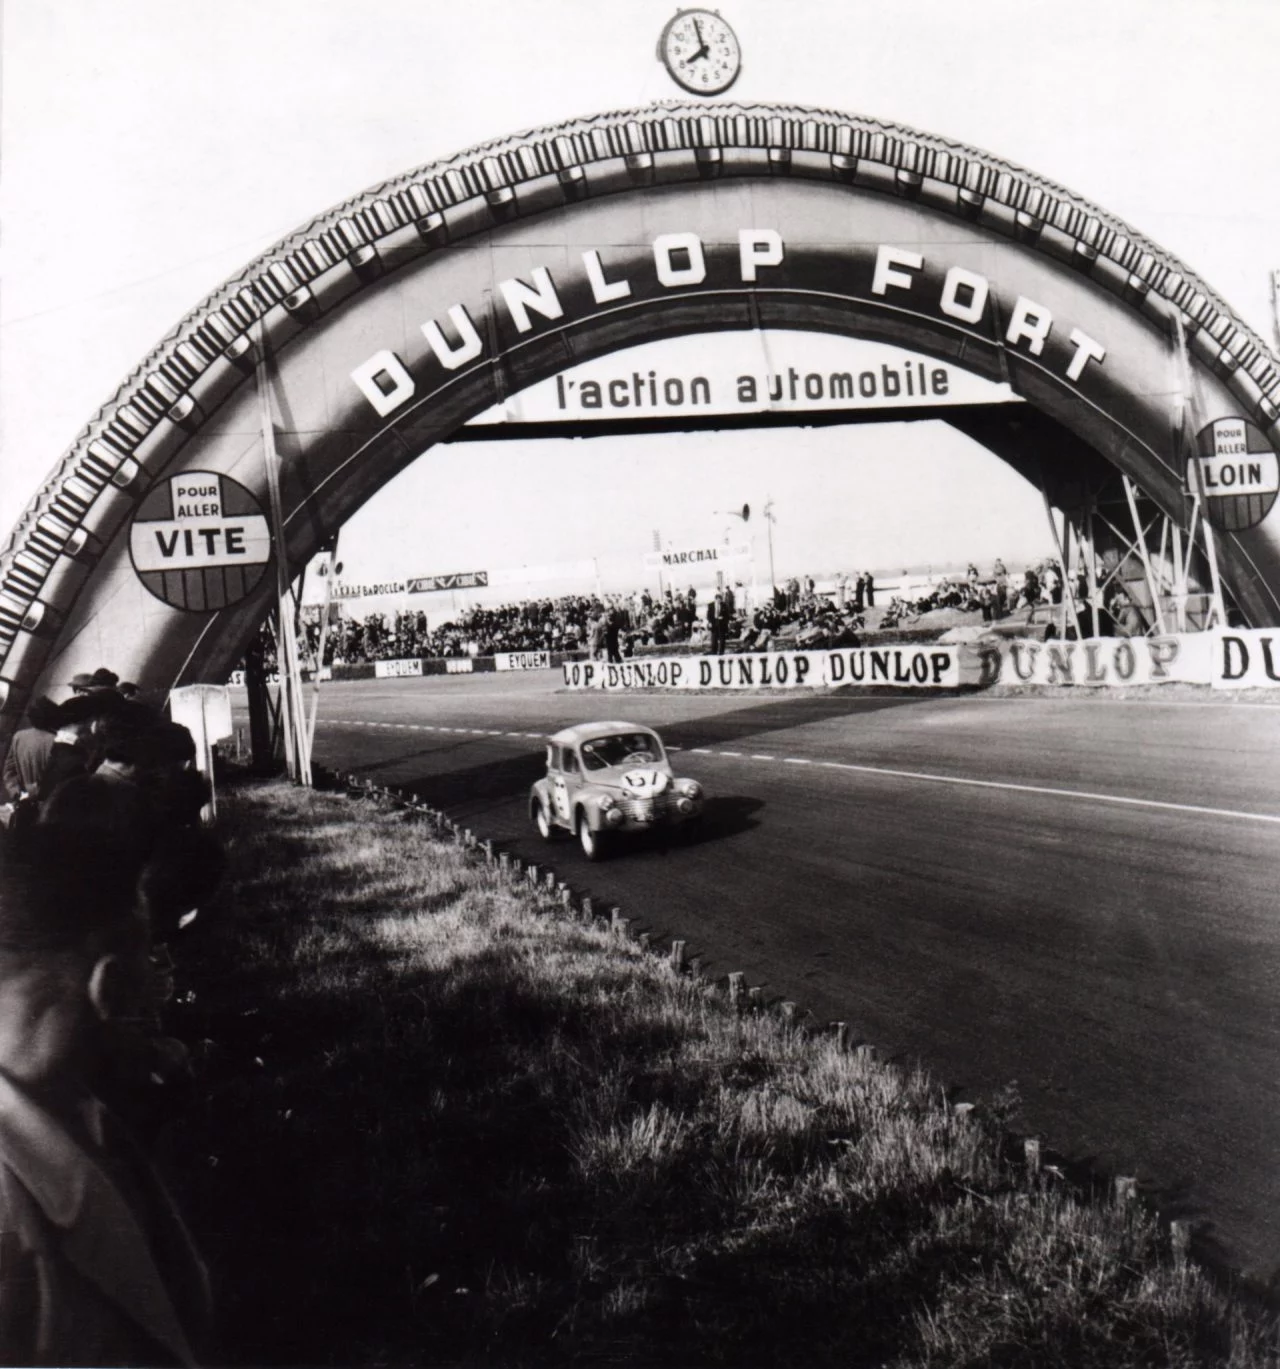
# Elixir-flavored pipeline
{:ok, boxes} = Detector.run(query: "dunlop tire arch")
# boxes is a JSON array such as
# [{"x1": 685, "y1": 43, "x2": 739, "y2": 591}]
[{"x1": 2, "y1": 100, "x2": 1279, "y2": 714}]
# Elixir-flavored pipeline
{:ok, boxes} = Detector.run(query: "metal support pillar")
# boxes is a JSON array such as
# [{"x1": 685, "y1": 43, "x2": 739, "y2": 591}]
[
  {"x1": 1121, "y1": 473, "x2": 1168, "y2": 635},
  {"x1": 1081, "y1": 498, "x2": 1100, "y2": 637},
  {"x1": 1039, "y1": 477, "x2": 1080, "y2": 636},
  {"x1": 306, "y1": 534, "x2": 340, "y2": 760},
  {"x1": 1173, "y1": 309, "x2": 1227, "y2": 630},
  {"x1": 255, "y1": 324, "x2": 311, "y2": 785},
  {"x1": 244, "y1": 632, "x2": 276, "y2": 776}
]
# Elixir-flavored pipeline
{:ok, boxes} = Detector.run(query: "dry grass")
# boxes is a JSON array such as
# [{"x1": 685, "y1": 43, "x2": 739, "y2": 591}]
[{"x1": 158, "y1": 779, "x2": 1277, "y2": 1367}]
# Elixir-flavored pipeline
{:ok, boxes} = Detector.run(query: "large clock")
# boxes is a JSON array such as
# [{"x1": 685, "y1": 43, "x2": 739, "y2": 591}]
[{"x1": 658, "y1": 9, "x2": 742, "y2": 97}]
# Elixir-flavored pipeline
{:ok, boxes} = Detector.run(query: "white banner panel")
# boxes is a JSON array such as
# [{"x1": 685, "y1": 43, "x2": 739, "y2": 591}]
[
  {"x1": 334, "y1": 580, "x2": 407, "y2": 600},
  {"x1": 991, "y1": 635, "x2": 1212, "y2": 687},
  {"x1": 642, "y1": 543, "x2": 750, "y2": 575},
  {"x1": 489, "y1": 560, "x2": 598, "y2": 586},
  {"x1": 374, "y1": 658, "x2": 423, "y2": 678},
  {"x1": 1213, "y1": 630, "x2": 1280, "y2": 688},
  {"x1": 469, "y1": 330, "x2": 1020, "y2": 426},
  {"x1": 562, "y1": 646, "x2": 958, "y2": 691},
  {"x1": 445, "y1": 658, "x2": 474, "y2": 674},
  {"x1": 494, "y1": 650, "x2": 551, "y2": 671}
]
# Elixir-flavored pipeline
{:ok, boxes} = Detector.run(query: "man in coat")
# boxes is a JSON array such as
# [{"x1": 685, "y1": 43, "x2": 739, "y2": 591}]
[
  {"x1": 1, "y1": 698, "x2": 58, "y2": 804},
  {"x1": 0, "y1": 831, "x2": 211, "y2": 1366},
  {"x1": 716, "y1": 584, "x2": 736, "y2": 655}
]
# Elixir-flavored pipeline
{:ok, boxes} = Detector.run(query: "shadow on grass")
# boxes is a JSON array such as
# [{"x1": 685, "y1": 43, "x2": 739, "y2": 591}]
[{"x1": 155, "y1": 783, "x2": 1273, "y2": 1369}]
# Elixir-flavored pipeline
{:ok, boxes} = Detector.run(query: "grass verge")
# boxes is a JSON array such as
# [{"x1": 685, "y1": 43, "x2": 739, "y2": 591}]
[{"x1": 159, "y1": 779, "x2": 1276, "y2": 1367}]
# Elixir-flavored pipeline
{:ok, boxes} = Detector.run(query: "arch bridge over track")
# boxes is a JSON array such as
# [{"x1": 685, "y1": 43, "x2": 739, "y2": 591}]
[{"x1": 2, "y1": 102, "x2": 1278, "y2": 742}]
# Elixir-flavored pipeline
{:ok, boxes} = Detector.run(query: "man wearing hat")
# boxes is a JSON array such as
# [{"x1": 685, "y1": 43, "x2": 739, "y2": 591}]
[{"x1": 68, "y1": 672, "x2": 96, "y2": 696}]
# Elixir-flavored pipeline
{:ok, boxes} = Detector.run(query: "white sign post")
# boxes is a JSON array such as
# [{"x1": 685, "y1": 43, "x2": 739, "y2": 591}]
[{"x1": 168, "y1": 684, "x2": 234, "y2": 822}]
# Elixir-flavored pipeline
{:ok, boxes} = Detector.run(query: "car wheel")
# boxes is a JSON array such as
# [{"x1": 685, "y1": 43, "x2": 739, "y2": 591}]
[
  {"x1": 578, "y1": 816, "x2": 609, "y2": 861},
  {"x1": 533, "y1": 801, "x2": 554, "y2": 841}
]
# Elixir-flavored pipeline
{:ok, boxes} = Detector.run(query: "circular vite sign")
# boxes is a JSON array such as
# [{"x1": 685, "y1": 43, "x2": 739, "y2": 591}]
[
  {"x1": 1188, "y1": 417, "x2": 1280, "y2": 531},
  {"x1": 129, "y1": 471, "x2": 272, "y2": 611}
]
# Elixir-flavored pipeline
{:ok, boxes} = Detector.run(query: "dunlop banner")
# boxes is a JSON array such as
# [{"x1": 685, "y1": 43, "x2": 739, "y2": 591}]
[
  {"x1": 562, "y1": 646, "x2": 959, "y2": 691},
  {"x1": 1214, "y1": 630, "x2": 1280, "y2": 688},
  {"x1": 988, "y1": 635, "x2": 1212, "y2": 687}
]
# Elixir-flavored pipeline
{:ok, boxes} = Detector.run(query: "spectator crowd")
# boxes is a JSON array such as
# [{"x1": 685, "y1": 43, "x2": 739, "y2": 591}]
[
  {"x1": 261, "y1": 556, "x2": 1149, "y2": 675},
  {"x1": 0, "y1": 665, "x2": 224, "y2": 1365}
]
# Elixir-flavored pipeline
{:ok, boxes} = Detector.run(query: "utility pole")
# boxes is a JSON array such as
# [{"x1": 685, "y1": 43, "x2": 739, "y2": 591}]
[
  {"x1": 716, "y1": 502, "x2": 754, "y2": 607},
  {"x1": 763, "y1": 497, "x2": 776, "y2": 589}
]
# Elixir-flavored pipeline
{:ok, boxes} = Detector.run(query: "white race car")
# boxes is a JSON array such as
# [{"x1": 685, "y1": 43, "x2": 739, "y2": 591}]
[{"x1": 529, "y1": 721, "x2": 704, "y2": 860}]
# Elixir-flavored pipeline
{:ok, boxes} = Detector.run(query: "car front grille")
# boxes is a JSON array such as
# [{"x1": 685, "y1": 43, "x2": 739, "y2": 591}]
[{"x1": 619, "y1": 792, "x2": 671, "y2": 821}]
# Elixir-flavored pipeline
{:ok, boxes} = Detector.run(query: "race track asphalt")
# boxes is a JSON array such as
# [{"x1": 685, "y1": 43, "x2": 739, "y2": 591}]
[{"x1": 267, "y1": 673, "x2": 1280, "y2": 1278}]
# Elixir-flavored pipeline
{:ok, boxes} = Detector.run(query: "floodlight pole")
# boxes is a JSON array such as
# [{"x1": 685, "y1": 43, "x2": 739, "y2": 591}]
[{"x1": 763, "y1": 497, "x2": 776, "y2": 589}]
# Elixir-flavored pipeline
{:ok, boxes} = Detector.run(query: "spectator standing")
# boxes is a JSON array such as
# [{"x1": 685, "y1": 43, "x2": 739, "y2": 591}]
[
  {"x1": 719, "y1": 582, "x2": 736, "y2": 654},
  {"x1": 0, "y1": 843, "x2": 212, "y2": 1366},
  {"x1": 1022, "y1": 565, "x2": 1041, "y2": 623},
  {"x1": 994, "y1": 559, "x2": 1009, "y2": 618},
  {"x1": 605, "y1": 608, "x2": 623, "y2": 664},
  {"x1": 1044, "y1": 562, "x2": 1063, "y2": 605},
  {"x1": 2, "y1": 698, "x2": 58, "y2": 807}
]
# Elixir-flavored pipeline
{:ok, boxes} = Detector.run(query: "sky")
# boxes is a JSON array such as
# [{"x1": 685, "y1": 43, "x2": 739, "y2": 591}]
[{"x1": 3, "y1": 0, "x2": 1279, "y2": 613}]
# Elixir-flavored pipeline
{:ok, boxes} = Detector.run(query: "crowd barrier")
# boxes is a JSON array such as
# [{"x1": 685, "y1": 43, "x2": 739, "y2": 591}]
[
  {"x1": 228, "y1": 629, "x2": 1280, "y2": 692},
  {"x1": 564, "y1": 644, "x2": 966, "y2": 691},
  {"x1": 561, "y1": 631, "x2": 1280, "y2": 692}
]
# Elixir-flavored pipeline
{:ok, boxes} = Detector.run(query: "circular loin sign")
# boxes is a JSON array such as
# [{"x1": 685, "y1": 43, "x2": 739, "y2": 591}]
[
  {"x1": 1190, "y1": 417, "x2": 1280, "y2": 532},
  {"x1": 129, "y1": 471, "x2": 272, "y2": 611}
]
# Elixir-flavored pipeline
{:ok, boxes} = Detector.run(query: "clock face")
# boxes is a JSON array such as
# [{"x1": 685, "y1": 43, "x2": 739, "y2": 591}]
[{"x1": 660, "y1": 9, "x2": 742, "y2": 96}]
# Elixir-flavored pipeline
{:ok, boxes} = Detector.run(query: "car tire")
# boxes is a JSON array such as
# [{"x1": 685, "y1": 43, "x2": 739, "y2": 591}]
[
  {"x1": 533, "y1": 801, "x2": 554, "y2": 841},
  {"x1": 578, "y1": 815, "x2": 609, "y2": 861}
]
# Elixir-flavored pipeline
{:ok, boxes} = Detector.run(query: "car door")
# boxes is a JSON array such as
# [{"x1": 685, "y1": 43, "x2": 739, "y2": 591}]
[{"x1": 551, "y1": 745, "x2": 575, "y2": 825}]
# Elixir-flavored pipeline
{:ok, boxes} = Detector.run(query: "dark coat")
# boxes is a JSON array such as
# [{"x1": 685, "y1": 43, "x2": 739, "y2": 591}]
[
  {"x1": 2, "y1": 730, "x2": 54, "y2": 802},
  {"x1": 0, "y1": 1072, "x2": 211, "y2": 1366}
]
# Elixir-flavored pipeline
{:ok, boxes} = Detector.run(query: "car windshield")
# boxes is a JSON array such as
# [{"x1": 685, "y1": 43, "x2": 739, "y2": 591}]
[{"x1": 580, "y1": 732, "x2": 662, "y2": 771}]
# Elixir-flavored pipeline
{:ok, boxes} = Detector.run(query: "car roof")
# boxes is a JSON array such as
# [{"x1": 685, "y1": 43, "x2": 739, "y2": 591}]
[{"x1": 547, "y1": 721, "x2": 661, "y2": 747}]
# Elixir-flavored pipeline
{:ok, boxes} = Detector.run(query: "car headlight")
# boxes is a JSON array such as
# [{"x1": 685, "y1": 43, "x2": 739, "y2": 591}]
[
  {"x1": 681, "y1": 780, "x2": 702, "y2": 799},
  {"x1": 597, "y1": 794, "x2": 615, "y2": 811}
]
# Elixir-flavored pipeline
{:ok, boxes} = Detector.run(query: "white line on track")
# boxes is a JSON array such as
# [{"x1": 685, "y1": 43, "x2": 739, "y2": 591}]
[
  {"x1": 319, "y1": 713, "x2": 1278, "y2": 825},
  {"x1": 703, "y1": 751, "x2": 1280, "y2": 827}
]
